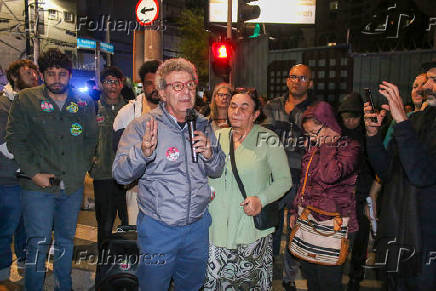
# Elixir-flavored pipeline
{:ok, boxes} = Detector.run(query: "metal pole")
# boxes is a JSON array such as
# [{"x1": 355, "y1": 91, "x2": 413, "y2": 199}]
[
  {"x1": 143, "y1": 0, "x2": 163, "y2": 61},
  {"x1": 33, "y1": 0, "x2": 40, "y2": 63},
  {"x1": 227, "y1": 0, "x2": 232, "y2": 84},
  {"x1": 24, "y1": 0, "x2": 31, "y2": 58},
  {"x1": 95, "y1": 42, "x2": 101, "y2": 85},
  {"x1": 105, "y1": 18, "x2": 111, "y2": 66},
  {"x1": 227, "y1": 0, "x2": 232, "y2": 39}
]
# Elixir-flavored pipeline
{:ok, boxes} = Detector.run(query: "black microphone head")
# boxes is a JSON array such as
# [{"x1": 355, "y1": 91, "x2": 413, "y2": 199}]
[{"x1": 186, "y1": 108, "x2": 196, "y2": 122}]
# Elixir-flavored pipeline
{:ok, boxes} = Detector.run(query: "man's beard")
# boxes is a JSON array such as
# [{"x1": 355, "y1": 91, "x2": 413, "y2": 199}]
[
  {"x1": 426, "y1": 96, "x2": 436, "y2": 107},
  {"x1": 16, "y1": 78, "x2": 35, "y2": 91},
  {"x1": 146, "y1": 90, "x2": 160, "y2": 105},
  {"x1": 423, "y1": 89, "x2": 436, "y2": 107},
  {"x1": 46, "y1": 83, "x2": 68, "y2": 94}
]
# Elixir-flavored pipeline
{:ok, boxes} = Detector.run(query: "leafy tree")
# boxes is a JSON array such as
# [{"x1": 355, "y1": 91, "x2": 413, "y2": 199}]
[{"x1": 177, "y1": 9, "x2": 209, "y2": 86}]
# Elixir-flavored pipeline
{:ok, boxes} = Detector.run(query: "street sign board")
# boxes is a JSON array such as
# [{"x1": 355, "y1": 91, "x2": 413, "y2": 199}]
[
  {"x1": 77, "y1": 38, "x2": 114, "y2": 54},
  {"x1": 77, "y1": 38, "x2": 96, "y2": 50},
  {"x1": 100, "y1": 42, "x2": 114, "y2": 54},
  {"x1": 209, "y1": 0, "x2": 316, "y2": 25},
  {"x1": 136, "y1": 0, "x2": 159, "y2": 26}
]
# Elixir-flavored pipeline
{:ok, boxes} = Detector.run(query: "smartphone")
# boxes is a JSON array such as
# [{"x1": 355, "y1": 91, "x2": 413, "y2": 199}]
[
  {"x1": 364, "y1": 88, "x2": 378, "y2": 122},
  {"x1": 49, "y1": 177, "x2": 61, "y2": 186}
]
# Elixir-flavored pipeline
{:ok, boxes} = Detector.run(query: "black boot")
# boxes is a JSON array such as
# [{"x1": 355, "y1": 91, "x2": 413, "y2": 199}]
[
  {"x1": 282, "y1": 281, "x2": 297, "y2": 291},
  {"x1": 347, "y1": 279, "x2": 361, "y2": 291}
]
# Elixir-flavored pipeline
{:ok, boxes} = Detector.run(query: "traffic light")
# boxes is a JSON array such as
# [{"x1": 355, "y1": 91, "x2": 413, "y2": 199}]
[
  {"x1": 238, "y1": 0, "x2": 261, "y2": 24},
  {"x1": 211, "y1": 40, "x2": 232, "y2": 79}
]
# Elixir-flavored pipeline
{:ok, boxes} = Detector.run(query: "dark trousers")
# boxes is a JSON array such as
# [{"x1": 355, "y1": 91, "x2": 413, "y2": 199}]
[
  {"x1": 349, "y1": 197, "x2": 370, "y2": 282},
  {"x1": 273, "y1": 206, "x2": 285, "y2": 256},
  {"x1": 300, "y1": 233, "x2": 356, "y2": 291},
  {"x1": 301, "y1": 260, "x2": 344, "y2": 291},
  {"x1": 93, "y1": 179, "x2": 128, "y2": 249}
]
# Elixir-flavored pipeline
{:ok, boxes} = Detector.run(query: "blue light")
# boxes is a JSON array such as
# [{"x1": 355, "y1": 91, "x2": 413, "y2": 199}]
[{"x1": 79, "y1": 87, "x2": 89, "y2": 93}]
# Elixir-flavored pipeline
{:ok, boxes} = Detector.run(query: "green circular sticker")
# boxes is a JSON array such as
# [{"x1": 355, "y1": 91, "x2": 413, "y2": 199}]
[{"x1": 70, "y1": 122, "x2": 83, "y2": 136}]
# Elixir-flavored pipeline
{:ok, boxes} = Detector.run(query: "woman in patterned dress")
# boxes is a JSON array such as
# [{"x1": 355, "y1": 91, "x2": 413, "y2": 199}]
[{"x1": 205, "y1": 88, "x2": 292, "y2": 290}]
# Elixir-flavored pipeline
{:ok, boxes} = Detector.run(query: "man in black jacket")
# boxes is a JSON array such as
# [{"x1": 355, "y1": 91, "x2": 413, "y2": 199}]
[{"x1": 364, "y1": 62, "x2": 436, "y2": 291}]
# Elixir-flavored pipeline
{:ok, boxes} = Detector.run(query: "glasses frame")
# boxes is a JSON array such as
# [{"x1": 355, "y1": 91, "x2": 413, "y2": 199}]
[
  {"x1": 288, "y1": 75, "x2": 310, "y2": 82},
  {"x1": 165, "y1": 80, "x2": 197, "y2": 92},
  {"x1": 102, "y1": 79, "x2": 121, "y2": 86}
]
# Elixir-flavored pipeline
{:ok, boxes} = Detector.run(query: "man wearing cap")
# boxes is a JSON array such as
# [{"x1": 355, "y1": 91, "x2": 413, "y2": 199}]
[{"x1": 338, "y1": 93, "x2": 376, "y2": 291}]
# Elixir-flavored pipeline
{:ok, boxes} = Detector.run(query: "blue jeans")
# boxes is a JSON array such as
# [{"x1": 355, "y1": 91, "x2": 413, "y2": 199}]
[
  {"x1": 21, "y1": 188, "x2": 83, "y2": 291},
  {"x1": 0, "y1": 184, "x2": 23, "y2": 279},
  {"x1": 136, "y1": 211, "x2": 211, "y2": 291},
  {"x1": 14, "y1": 215, "x2": 26, "y2": 262}
]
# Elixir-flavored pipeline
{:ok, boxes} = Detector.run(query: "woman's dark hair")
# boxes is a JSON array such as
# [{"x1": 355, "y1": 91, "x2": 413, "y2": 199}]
[
  {"x1": 38, "y1": 48, "x2": 72, "y2": 74},
  {"x1": 100, "y1": 66, "x2": 124, "y2": 83},
  {"x1": 232, "y1": 87, "x2": 260, "y2": 111}
]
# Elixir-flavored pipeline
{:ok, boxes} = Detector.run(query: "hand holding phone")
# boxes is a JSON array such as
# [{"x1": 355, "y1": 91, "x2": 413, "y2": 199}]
[{"x1": 364, "y1": 88, "x2": 378, "y2": 123}]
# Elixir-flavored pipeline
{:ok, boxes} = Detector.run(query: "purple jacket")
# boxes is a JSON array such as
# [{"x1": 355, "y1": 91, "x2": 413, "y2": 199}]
[{"x1": 291, "y1": 102, "x2": 360, "y2": 232}]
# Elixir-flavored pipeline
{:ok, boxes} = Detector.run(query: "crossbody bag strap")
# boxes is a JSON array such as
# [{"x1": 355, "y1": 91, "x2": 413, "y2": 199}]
[
  {"x1": 229, "y1": 130, "x2": 248, "y2": 200},
  {"x1": 299, "y1": 150, "x2": 342, "y2": 217},
  {"x1": 299, "y1": 149, "x2": 317, "y2": 199}
]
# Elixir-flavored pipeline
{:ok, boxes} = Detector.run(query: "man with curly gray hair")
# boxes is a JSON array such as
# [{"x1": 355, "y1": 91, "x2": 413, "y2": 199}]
[{"x1": 113, "y1": 58, "x2": 225, "y2": 290}]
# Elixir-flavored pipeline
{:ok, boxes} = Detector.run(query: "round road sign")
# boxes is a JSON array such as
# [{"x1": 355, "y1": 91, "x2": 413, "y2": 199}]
[{"x1": 136, "y1": 0, "x2": 159, "y2": 26}]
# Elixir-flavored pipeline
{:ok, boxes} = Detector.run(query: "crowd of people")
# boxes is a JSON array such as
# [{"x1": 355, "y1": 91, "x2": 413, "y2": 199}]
[{"x1": 0, "y1": 48, "x2": 435, "y2": 291}]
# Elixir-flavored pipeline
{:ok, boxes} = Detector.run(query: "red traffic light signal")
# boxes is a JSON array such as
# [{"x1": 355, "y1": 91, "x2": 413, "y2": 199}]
[
  {"x1": 212, "y1": 42, "x2": 231, "y2": 60},
  {"x1": 211, "y1": 41, "x2": 232, "y2": 78}
]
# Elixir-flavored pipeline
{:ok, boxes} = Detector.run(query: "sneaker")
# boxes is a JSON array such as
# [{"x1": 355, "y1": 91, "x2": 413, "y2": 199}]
[
  {"x1": 16, "y1": 258, "x2": 25, "y2": 276},
  {"x1": 16, "y1": 259, "x2": 25, "y2": 269}
]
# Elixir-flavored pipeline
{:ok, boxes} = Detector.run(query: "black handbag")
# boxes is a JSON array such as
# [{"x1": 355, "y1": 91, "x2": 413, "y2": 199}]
[{"x1": 229, "y1": 131, "x2": 280, "y2": 230}]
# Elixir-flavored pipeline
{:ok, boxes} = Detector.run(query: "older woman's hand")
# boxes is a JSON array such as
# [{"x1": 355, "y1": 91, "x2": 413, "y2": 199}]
[{"x1": 240, "y1": 196, "x2": 262, "y2": 216}]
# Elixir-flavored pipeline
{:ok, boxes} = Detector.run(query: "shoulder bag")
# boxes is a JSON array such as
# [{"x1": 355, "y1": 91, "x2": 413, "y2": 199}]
[
  {"x1": 289, "y1": 149, "x2": 350, "y2": 265},
  {"x1": 229, "y1": 130, "x2": 280, "y2": 230}
]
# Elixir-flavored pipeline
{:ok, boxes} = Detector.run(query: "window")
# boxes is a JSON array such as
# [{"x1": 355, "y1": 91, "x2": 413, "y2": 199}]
[
  {"x1": 329, "y1": 1, "x2": 339, "y2": 10},
  {"x1": 48, "y1": 9, "x2": 58, "y2": 20},
  {"x1": 64, "y1": 11, "x2": 74, "y2": 23}
]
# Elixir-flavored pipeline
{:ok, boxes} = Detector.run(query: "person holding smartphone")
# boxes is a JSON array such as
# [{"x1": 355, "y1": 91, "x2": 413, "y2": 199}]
[{"x1": 364, "y1": 62, "x2": 436, "y2": 291}]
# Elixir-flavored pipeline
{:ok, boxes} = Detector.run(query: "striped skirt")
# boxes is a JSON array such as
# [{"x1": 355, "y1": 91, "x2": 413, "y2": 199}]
[{"x1": 204, "y1": 235, "x2": 273, "y2": 291}]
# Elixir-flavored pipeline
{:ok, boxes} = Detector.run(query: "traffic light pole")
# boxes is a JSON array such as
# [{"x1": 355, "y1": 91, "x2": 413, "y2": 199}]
[{"x1": 227, "y1": 0, "x2": 232, "y2": 84}]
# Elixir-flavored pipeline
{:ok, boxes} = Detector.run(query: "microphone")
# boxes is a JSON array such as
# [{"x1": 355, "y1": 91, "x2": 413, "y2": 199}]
[{"x1": 186, "y1": 108, "x2": 198, "y2": 163}]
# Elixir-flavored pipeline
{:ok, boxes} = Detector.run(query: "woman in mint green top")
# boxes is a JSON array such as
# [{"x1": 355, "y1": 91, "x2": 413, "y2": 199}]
[{"x1": 204, "y1": 88, "x2": 292, "y2": 290}]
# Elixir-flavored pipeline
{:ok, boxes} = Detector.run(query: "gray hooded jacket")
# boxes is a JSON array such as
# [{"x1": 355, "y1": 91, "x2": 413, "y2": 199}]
[{"x1": 112, "y1": 102, "x2": 225, "y2": 226}]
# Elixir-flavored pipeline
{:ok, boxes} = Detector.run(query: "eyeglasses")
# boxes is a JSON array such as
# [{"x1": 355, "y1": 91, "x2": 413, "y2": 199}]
[
  {"x1": 165, "y1": 80, "x2": 197, "y2": 92},
  {"x1": 102, "y1": 79, "x2": 121, "y2": 85},
  {"x1": 307, "y1": 125, "x2": 324, "y2": 137},
  {"x1": 288, "y1": 75, "x2": 309, "y2": 82},
  {"x1": 216, "y1": 93, "x2": 231, "y2": 98}
]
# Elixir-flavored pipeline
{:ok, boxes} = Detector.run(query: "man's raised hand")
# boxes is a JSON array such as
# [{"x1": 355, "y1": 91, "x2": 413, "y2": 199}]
[{"x1": 141, "y1": 117, "x2": 158, "y2": 157}]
